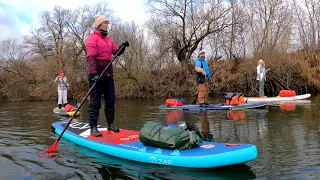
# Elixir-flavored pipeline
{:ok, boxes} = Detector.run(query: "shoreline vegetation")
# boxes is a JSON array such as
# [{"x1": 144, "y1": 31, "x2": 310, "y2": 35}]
[{"x1": 0, "y1": 1, "x2": 319, "y2": 102}]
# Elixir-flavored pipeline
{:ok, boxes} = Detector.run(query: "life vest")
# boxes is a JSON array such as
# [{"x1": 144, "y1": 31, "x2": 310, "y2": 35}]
[
  {"x1": 195, "y1": 59, "x2": 206, "y2": 84},
  {"x1": 64, "y1": 104, "x2": 76, "y2": 112},
  {"x1": 165, "y1": 99, "x2": 184, "y2": 106},
  {"x1": 223, "y1": 92, "x2": 245, "y2": 106},
  {"x1": 279, "y1": 90, "x2": 296, "y2": 97}
]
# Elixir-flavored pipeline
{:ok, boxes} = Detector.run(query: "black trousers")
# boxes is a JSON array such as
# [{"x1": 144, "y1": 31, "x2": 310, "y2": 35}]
[{"x1": 88, "y1": 75, "x2": 115, "y2": 127}]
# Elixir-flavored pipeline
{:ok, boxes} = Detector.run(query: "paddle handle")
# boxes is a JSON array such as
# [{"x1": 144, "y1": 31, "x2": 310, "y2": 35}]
[{"x1": 56, "y1": 44, "x2": 127, "y2": 142}]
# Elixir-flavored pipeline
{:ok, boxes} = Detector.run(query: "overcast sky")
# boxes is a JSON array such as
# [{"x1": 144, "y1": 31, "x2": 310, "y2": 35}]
[{"x1": 0, "y1": 0, "x2": 147, "y2": 42}]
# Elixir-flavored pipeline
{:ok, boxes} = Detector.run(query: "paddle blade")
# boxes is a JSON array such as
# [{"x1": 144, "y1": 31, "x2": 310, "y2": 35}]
[{"x1": 45, "y1": 141, "x2": 59, "y2": 153}]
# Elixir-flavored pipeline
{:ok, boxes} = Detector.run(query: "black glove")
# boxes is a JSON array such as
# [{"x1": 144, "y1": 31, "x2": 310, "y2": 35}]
[
  {"x1": 92, "y1": 73, "x2": 102, "y2": 82},
  {"x1": 122, "y1": 41, "x2": 129, "y2": 47},
  {"x1": 115, "y1": 41, "x2": 129, "y2": 56}
]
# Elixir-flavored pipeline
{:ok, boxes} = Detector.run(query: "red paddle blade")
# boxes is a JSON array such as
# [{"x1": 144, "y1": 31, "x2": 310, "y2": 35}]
[{"x1": 45, "y1": 141, "x2": 59, "y2": 153}]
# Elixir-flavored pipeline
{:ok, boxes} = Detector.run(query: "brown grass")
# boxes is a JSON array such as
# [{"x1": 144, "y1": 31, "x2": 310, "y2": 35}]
[{"x1": 0, "y1": 50, "x2": 319, "y2": 102}]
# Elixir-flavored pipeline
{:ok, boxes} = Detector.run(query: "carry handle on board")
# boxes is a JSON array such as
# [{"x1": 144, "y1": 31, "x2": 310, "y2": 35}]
[{"x1": 44, "y1": 43, "x2": 128, "y2": 154}]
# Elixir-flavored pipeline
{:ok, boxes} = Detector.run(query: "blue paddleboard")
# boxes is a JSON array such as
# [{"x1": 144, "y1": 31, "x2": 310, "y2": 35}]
[
  {"x1": 51, "y1": 121, "x2": 258, "y2": 168},
  {"x1": 159, "y1": 101, "x2": 268, "y2": 110}
]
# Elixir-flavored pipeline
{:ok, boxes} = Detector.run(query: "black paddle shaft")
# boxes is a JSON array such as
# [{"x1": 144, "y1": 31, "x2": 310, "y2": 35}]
[{"x1": 56, "y1": 44, "x2": 127, "y2": 142}]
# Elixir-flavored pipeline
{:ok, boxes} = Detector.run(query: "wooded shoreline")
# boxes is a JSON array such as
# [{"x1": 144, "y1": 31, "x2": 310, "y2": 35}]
[{"x1": 0, "y1": 1, "x2": 319, "y2": 102}]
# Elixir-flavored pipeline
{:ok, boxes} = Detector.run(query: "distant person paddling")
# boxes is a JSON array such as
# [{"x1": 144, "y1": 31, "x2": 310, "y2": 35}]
[
  {"x1": 195, "y1": 50, "x2": 211, "y2": 107},
  {"x1": 53, "y1": 70, "x2": 69, "y2": 109},
  {"x1": 256, "y1": 59, "x2": 270, "y2": 97}
]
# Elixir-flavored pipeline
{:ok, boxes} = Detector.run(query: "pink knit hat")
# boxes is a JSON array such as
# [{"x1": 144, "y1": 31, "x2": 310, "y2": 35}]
[{"x1": 94, "y1": 15, "x2": 109, "y2": 28}]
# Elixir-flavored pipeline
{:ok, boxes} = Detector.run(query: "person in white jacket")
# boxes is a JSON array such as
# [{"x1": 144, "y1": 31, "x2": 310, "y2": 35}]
[
  {"x1": 256, "y1": 59, "x2": 270, "y2": 97},
  {"x1": 54, "y1": 70, "x2": 69, "y2": 109}
]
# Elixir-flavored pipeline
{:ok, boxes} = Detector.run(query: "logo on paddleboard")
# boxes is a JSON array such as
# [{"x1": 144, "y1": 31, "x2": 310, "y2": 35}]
[{"x1": 200, "y1": 144, "x2": 215, "y2": 148}]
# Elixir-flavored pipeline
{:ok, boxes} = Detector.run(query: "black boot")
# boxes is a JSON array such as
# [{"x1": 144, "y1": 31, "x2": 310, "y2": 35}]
[
  {"x1": 90, "y1": 126, "x2": 102, "y2": 137},
  {"x1": 107, "y1": 124, "x2": 119, "y2": 132},
  {"x1": 63, "y1": 103, "x2": 67, "y2": 107},
  {"x1": 58, "y1": 104, "x2": 62, "y2": 109},
  {"x1": 199, "y1": 103, "x2": 208, "y2": 107}
]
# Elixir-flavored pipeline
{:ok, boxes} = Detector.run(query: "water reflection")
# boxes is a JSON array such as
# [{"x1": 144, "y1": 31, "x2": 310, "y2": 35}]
[
  {"x1": 256, "y1": 110, "x2": 268, "y2": 136},
  {"x1": 166, "y1": 111, "x2": 183, "y2": 124},
  {"x1": 53, "y1": 114, "x2": 80, "y2": 122},
  {"x1": 276, "y1": 100, "x2": 312, "y2": 112},
  {"x1": 199, "y1": 111, "x2": 214, "y2": 141},
  {"x1": 164, "y1": 110, "x2": 214, "y2": 141},
  {"x1": 225, "y1": 109, "x2": 268, "y2": 136},
  {"x1": 226, "y1": 111, "x2": 245, "y2": 121},
  {"x1": 62, "y1": 141, "x2": 257, "y2": 180},
  {"x1": 0, "y1": 97, "x2": 319, "y2": 179}
]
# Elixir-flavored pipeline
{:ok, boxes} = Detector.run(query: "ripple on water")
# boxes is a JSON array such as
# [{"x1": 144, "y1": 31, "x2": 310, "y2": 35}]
[{"x1": 0, "y1": 99, "x2": 319, "y2": 179}]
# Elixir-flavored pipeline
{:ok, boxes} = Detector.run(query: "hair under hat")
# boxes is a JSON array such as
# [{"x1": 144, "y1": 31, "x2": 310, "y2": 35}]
[{"x1": 94, "y1": 15, "x2": 109, "y2": 28}]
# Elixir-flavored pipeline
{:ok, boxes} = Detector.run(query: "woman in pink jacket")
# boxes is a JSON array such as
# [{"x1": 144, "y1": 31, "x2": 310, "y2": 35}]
[{"x1": 85, "y1": 15, "x2": 128, "y2": 137}]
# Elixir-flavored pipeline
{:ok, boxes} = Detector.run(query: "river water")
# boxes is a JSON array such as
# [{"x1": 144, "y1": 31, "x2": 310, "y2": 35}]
[{"x1": 0, "y1": 95, "x2": 318, "y2": 179}]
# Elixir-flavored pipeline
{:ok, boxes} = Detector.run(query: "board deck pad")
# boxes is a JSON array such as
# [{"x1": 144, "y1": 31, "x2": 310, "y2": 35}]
[{"x1": 64, "y1": 122, "x2": 139, "y2": 144}]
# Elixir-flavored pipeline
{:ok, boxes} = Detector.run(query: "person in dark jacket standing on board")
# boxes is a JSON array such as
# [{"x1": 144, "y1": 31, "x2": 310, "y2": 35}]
[
  {"x1": 85, "y1": 15, "x2": 129, "y2": 137},
  {"x1": 195, "y1": 50, "x2": 211, "y2": 107}
]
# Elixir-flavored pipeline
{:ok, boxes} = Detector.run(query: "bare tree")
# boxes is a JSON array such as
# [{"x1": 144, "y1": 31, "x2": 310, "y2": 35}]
[
  {"x1": 39, "y1": 6, "x2": 70, "y2": 69},
  {"x1": 110, "y1": 21, "x2": 151, "y2": 82},
  {"x1": 64, "y1": 2, "x2": 115, "y2": 64},
  {"x1": 24, "y1": 27, "x2": 54, "y2": 61},
  {"x1": 247, "y1": 0, "x2": 293, "y2": 57},
  {"x1": 221, "y1": 0, "x2": 250, "y2": 60},
  {"x1": 295, "y1": 0, "x2": 320, "y2": 53},
  {"x1": 0, "y1": 40, "x2": 34, "y2": 83},
  {"x1": 146, "y1": 0, "x2": 232, "y2": 67}
]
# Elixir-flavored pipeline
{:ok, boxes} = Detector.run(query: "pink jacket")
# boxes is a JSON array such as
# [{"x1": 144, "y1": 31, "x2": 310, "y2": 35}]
[{"x1": 85, "y1": 30, "x2": 118, "y2": 76}]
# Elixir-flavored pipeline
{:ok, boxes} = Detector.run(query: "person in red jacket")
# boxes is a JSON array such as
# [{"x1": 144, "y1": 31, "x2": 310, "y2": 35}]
[{"x1": 85, "y1": 15, "x2": 129, "y2": 137}]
